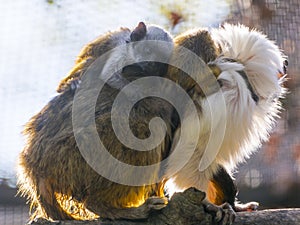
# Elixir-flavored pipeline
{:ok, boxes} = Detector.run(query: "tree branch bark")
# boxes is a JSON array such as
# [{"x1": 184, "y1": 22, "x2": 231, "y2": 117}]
[{"x1": 29, "y1": 188, "x2": 300, "y2": 225}]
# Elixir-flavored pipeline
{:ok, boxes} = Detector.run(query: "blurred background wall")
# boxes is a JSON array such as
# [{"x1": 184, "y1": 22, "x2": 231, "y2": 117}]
[
  {"x1": 0, "y1": 0, "x2": 299, "y2": 224},
  {"x1": 226, "y1": 0, "x2": 300, "y2": 209}
]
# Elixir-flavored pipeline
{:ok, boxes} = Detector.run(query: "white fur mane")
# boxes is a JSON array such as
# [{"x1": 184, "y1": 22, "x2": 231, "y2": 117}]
[
  {"x1": 211, "y1": 23, "x2": 285, "y2": 99},
  {"x1": 210, "y1": 24, "x2": 286, "y2": 169}
]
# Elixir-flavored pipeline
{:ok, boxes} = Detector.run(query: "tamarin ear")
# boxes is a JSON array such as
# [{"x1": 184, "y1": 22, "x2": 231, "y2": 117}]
[{"x1": 130, "y1": 22, "x2": 147, "y2": 41}]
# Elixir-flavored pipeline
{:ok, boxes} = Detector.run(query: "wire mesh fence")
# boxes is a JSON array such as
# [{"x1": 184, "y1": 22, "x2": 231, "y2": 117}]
[
  {"x1": 226, "y1": 0, "x2": 300, "y2": 208},
  {"x1": 0, "y1": 205, "x2": 29, "y2": 225},
  {"x1": 0, "y1": 179, "x2": 29, "y2": 225}
]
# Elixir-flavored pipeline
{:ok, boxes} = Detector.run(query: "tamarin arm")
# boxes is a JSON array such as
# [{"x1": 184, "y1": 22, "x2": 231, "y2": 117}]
[{"x1": 207, "y1": 166, "x2": 237, "y2": 207}]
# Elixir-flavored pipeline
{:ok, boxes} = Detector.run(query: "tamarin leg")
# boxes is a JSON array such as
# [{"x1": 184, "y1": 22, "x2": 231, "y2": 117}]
[
  {"x1": 110, "y1": 196, "x2": 167, "y2": 220},
  {"x1": 37, "y1": 178, "x2": 73, "y2": 220},
  {"x1": 207, "y1": 166, "x2": 258, "y2": 212},
  {"x1": 203, "y1": 167, "x2": 237, "y2": 224},
  {"x1": 207, "y1": 166, "x2": 237, "y2": 207}
]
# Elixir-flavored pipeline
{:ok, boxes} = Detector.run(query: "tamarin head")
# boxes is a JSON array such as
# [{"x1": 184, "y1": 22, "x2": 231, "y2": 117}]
[
  {"x1": 122, "y1": 22, "x2": 174, "y2": 80},
  {"x1": 166, "y1": 28, "x2": 221, "y2": 98},
  {"x1": 210, "y1": 23, "x2": 286, "y2": 102}
]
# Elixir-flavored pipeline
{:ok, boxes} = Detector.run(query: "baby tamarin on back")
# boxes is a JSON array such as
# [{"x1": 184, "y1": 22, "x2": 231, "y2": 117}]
[{"x1": 17, "y1": 22, "x2": 175, "y2": 220}]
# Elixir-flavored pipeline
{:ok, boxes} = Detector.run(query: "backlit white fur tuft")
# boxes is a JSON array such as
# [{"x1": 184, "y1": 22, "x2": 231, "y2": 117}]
[
  {"x1": 211, "y1": 23, "x2": 285, "y2": 99},
  {"x1": 209, "y1": 23, "x2": 286, "y2": 169}
]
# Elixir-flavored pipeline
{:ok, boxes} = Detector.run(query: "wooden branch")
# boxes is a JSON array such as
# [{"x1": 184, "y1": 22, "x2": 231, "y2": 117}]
[
  {"x1": 234, "y1": 208, "x2": 300, "y2": 225},
  {"x1": 29, "y1": 188, "x2": 300, "y2": 225}
]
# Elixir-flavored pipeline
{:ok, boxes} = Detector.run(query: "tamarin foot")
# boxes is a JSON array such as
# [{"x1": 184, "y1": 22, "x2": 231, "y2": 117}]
[
  {"x1": 204, "y1": 201, "x2": 236, "y2": 225},
  {"x1": 123, "y1": 196, "x2": 167, "y2": 219},
  {"x1": 234, "y1": 201, "x2": 259, "y2": 212},
  {"x1": 144, "y1": 196, "x2": 168, "y2": 211}
]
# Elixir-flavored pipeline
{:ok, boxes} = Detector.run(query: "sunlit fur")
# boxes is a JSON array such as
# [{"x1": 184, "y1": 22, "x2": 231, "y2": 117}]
[{"x1": 166, "y1": 24, "x2": 286, "y2": 196}]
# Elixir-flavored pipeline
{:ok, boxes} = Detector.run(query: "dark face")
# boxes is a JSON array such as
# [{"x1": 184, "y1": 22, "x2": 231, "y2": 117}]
[
  {"x1": 122, "y1": 62, "x2": 169, "y2": 80},
  {"x1": 121, "y1": 22, "x2": 173, "y2": 81}
]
